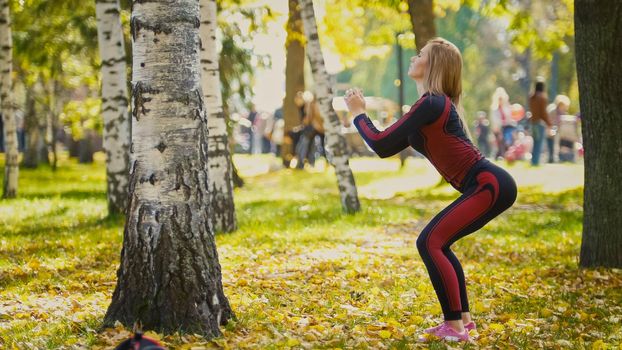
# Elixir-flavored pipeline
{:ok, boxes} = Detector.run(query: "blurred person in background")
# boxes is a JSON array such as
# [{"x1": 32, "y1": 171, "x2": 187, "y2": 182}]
[
  {"x1": 267, "y1": 107, "x2": 285, "y2": 156},
  {"x1": 474, "y1": 111, "x2": 491, "y2": 158},
  {"x1": 547, "y1": 95, "x2": 571, "y2": 163},
  {"x1": 490, "y1": 87, "x2": 514, "y2": 159},
  {"x1": 528, "y1": 80, "x2": 552, "y2": 166},
  {"x1": 296, "y1": 93, "x2": 325, "y2": 169}
]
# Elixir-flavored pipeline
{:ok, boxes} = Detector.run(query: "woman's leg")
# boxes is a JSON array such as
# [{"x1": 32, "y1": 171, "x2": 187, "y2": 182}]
[
  {"x1": 295, "y1": 131, "x2": 312, "y2": 169},
  {"x1": 531, "y1": 123, "x2": 545, "y2": 166},
  {"x1": 443, "y1": 248, "x2": 470, "y2": 317},
  {"x1": 417, "y1": 165, "x2": 517, "y2": 330}
]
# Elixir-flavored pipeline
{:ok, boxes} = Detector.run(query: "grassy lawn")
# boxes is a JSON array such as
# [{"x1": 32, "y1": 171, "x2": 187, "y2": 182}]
[{"x1": 0, "y1": 154, "x2": 620, "y2": 349}]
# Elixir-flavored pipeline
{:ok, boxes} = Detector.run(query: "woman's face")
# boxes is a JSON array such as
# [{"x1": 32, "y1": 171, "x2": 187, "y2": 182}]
[{"x1": 408, "y1": 45, "x2": 429, "y2": 80}]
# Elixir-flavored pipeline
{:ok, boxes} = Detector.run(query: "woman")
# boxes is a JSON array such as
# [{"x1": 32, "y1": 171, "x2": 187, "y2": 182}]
[
  {"x1": 490, "y1": 87, "x2": 515, "y2": 158},
  {"x1": 344, "y1": 38, "x2": 517, "y2": 342}
]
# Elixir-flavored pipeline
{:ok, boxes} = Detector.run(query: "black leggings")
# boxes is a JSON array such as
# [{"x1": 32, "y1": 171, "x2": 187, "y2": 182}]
[{"x1": 416, "y1": 160, "x2": 517, "y2": 320}]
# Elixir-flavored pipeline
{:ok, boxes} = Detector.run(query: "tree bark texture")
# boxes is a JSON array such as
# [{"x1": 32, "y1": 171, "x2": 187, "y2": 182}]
[
  {"x1": 299, "y1": 0, "x2": 361, "y2": 213},
  {"x1": 408, "y1": 0, "x2": 437, "y2": 50},
  {"x1": 281, "y1": 0, "x2": 305, "y2": 167},
  {"x1": 200, "y1": 0, "x2": 236, "y2": 233},
  {"x1": 22, "y1": 88, "x2": 41, "y2": 169},
  {"x1": 0, "y1": 0, "x2": 18, "y2": 198},
  {"x1": 96, "y1": 0, "x2": 131, "y2": 215},
  {"x1": 40, "y1": 108, "x2": 51, "y2": 165},
  {"x1": 575, "y1": 0, "x2": 622, "y2": 268},
  {"x1": 104, "y1": 0, "x2": 233, "y2": 335},
  {"x1": 78, "y1": 130, "x2": 95, "y2": 164},
  {"x1": 48, "y1": 82, "x2": 61, "y2": 171}
]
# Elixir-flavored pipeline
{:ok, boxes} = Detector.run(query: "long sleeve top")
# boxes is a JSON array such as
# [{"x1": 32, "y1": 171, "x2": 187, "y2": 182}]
[
  {"x1": 353, "y1": 93, "x2": 484, "y2": 191},
  {"x1": 528, "y1": 92, "x2": 552, "y2": 127}
]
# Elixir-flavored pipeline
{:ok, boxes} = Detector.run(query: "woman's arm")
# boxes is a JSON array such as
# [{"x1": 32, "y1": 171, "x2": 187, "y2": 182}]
[
  {"x1": 352, "y1": 114, "x2": 410, "y2": 158},
  {"x1": 351, "y1": 94, "x2": 446, "y2": 158}
]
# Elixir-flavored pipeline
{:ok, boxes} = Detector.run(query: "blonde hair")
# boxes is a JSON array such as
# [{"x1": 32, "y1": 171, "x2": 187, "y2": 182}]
[
  {"x1": 490, "y1": 87, "x2": 510, "y2": 111},
  {"x1": 554, "y1": 94, "x2": 570, "y2": 107},
  {"x1": 423, "y1": 38, "x2": 471, "y2": 138}
]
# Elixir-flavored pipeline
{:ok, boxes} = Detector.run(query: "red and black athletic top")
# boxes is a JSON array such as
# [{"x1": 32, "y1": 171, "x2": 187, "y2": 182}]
[{"x1": 354, "y1": 93, "x2": 484, "y2": 191}]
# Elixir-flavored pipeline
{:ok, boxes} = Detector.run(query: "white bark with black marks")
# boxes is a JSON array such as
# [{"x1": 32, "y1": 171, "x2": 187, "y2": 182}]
[
  {"x1": 0, "y1": 0, "x2": 18, "y2": 198},
  {"x1": 96, "y1": 0, "x2": 130, "y2": 215},
  {"x1": 104, "y1": 0, "x2": 233, "y2": 335},
  {"x1": 200, "y1": 0, "x2": 236, "y2": 232},
  {"x1": 299, "y1": 0, "x2": 361, "y2": 213}
]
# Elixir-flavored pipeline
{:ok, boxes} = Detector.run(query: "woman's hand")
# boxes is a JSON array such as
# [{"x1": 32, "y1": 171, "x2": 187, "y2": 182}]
[{"x1": 344, "y1": 88, "x2": 366, "y2": 117}]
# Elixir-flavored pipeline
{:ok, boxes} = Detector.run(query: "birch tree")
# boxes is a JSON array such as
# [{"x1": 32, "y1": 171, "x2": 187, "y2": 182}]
[
  {"x1": 96, "y1": 0, "x2": 130, "y2": 215},
  {"x1": 200, "y1": 0, "x2": 236, "y2": 232},
  {"x1": 299, "y1": 0, "x2": 361, "y2": 213},
  {"x1": 0, "y1": 0, "x2": 17, "y2": 198},
  {"x1": 104, "y1": 0, "x2": 233, "y2": 334}
]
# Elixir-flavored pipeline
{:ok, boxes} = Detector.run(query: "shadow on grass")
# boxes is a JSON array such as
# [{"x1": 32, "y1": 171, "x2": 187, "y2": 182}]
[
  {"x1": 17, "y1": 189, "x2": 107, "y2": 200},
  {"x1": 3, "y1": 209, "x2": 123, "y2": 237}
]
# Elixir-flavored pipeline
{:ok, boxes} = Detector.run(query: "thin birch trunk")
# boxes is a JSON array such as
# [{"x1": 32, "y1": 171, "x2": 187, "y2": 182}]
[
  {"x1": 96, "y1": 0, "x2": 130, "y2": 215},
  {"x1": 299, "y1": 0, "x2": 360, "y2": 213},
  {"x1": 104, "y1": 0, "x2": 233, "y2": 334},
  {"x1": 0, "y1": 0, "x2": 17, "y2": 198},
  {"x1": 200, "y1": 0, "x2": 236, "y2": 232}
]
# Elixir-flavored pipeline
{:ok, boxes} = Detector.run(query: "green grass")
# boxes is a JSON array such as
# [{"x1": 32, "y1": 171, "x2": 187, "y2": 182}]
[{"x1": 0, "y1": 154, "x2": 620, "y2": 349}]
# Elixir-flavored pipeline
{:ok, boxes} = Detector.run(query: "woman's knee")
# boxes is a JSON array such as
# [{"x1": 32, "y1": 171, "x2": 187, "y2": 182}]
[
  {"x1": 416, "y1": 234, "x2": 428, "y2": 255},
  {"x1": 501, "y1": 178, "x2": 517, "y2": 210}
]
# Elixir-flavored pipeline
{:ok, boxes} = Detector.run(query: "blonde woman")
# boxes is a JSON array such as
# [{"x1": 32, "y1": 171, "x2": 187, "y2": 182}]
[
  {"x1": 490, "y1": 86, "x2": 515, "y2": 157},
  {"x1": 344, "y1": 38, "x2": 517, "y2": 342}
]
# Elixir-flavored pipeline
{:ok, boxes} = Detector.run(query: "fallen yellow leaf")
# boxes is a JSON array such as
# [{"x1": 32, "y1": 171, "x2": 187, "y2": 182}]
[{"x1": 379, "y1": 330, "x2": 391, "y2": 339}]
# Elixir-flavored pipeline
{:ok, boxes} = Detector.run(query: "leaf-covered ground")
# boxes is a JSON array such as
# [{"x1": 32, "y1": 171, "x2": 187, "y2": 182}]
[{"x1": 0, "y1": 154, "x2": 620, "y2": 349}]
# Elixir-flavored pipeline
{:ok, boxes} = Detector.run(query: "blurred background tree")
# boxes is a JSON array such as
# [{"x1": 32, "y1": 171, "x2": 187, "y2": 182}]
[
  {"x1": 324, "y1": 0, "x2": 576, "y2": 126},
  {"x1": 6, "y1": 0, "x2": 270, "y2": 168}
]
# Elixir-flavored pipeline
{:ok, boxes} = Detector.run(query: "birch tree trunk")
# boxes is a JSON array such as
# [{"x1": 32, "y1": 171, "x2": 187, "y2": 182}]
[
  {"x1": 576, "y1": 0, "x2": 622, "y2": 268},
  {"x1": 282, "y1": 0, "x2": 305, "y2": 167},
  {"x1": 299, "y1": 0, "x2": 360, "y2": 213},
  {"x1": 200, "y1": 0, "x2": 236, "y2": 233},
  {"x1": 104, "y1": 0, "x2": 233, "y2": 335},
  {"x1": 0, "y1": 0, "x2": 18, "y2": 198},
  {"x1": 96, "y1": 0, "x2": 130, "y2": 215}
]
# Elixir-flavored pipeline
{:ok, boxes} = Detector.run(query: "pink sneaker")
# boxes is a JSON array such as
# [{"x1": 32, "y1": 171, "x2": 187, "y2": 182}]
[
  {"x1": 465, "y1": 321, "x2": 477, "y2": 332},
  {"x1": 419, "y1": 322, "x2": 470, "y2": 342},
  {"x1": 464, "y1": 321, "x2": 478, "y2": 338},
  {"x1": 424, "y1": 321, "x2": 476, "y2": 334}
]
